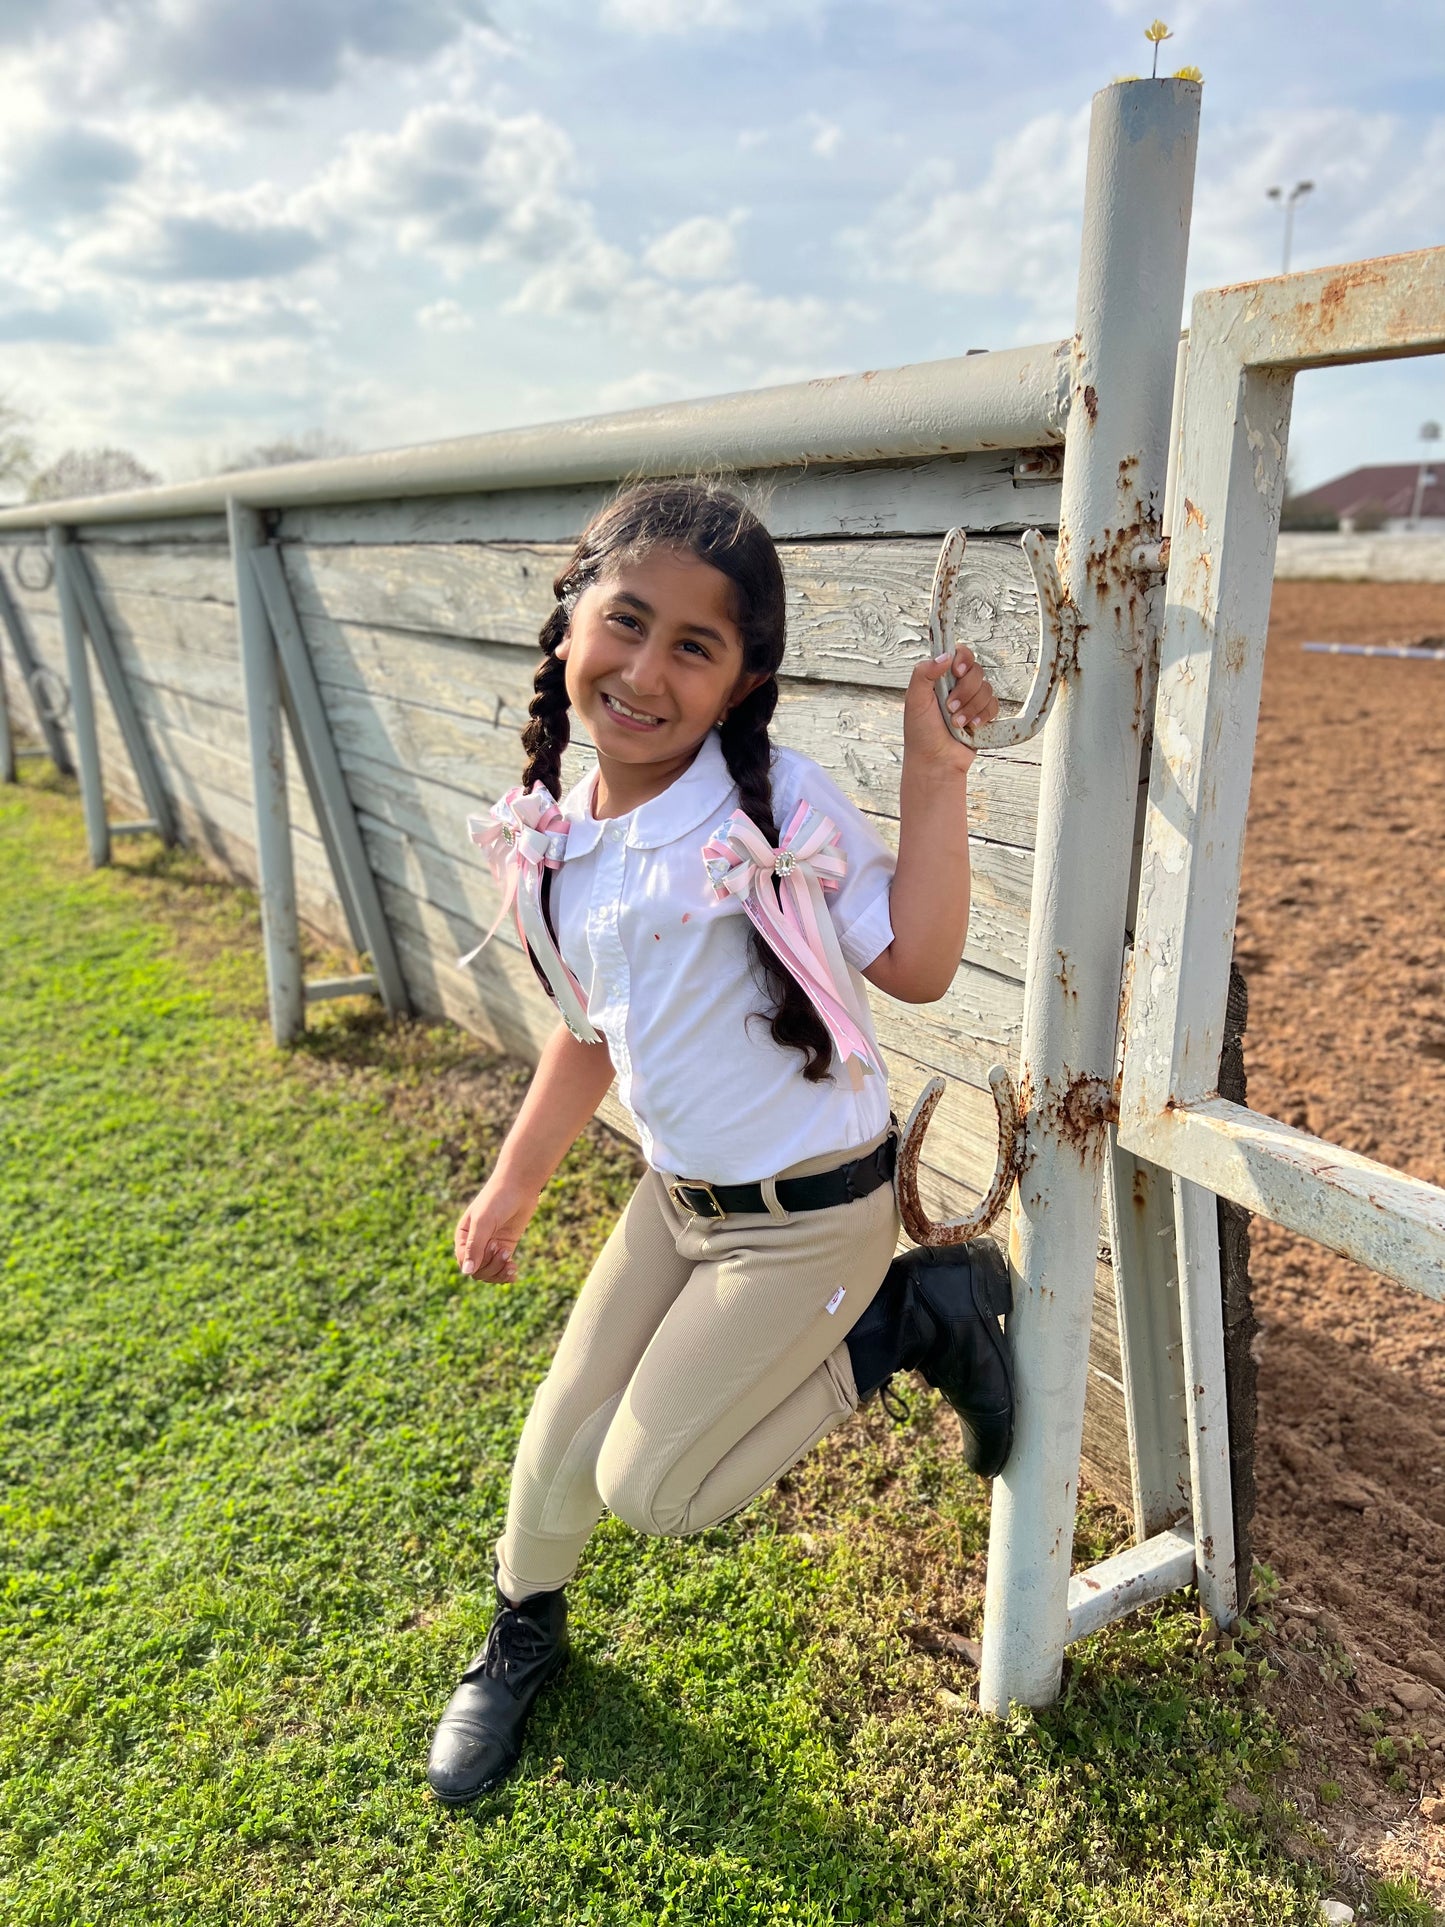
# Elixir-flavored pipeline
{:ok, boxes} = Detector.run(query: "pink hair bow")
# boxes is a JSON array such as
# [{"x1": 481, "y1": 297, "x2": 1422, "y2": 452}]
[
  {"x1": 458, "y1": 784, "x2": 601, "y2": 1045},
  {"x1": 702, "y1": 799, "x2": 883, "y2": 1091}
]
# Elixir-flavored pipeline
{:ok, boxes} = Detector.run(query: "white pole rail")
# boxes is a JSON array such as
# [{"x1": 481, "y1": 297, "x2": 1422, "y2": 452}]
[
  {"x1": 1119, "y1": 245, "x2": 1445, "y2": 1306},
  {"x1": 980, "y1": 77, "x2": 1201, "y2": 1715},
  {"x1": 0, "y1": 343, "x2": 1070, "y2": 532}
]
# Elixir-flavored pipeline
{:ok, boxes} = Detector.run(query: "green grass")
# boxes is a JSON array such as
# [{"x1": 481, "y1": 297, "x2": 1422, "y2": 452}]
[{"x1": 0, "y1": 763, "x2": 1343, "y2": 1924}]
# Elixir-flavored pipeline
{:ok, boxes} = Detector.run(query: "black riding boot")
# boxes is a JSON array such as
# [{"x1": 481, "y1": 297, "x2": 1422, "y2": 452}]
[
  {"x1": 844, "y1": 1238, "x2": 1016, "y2": 1478},
  {"x1": 426, "y1": 1567, "x2": 569, "y2": 1805}
]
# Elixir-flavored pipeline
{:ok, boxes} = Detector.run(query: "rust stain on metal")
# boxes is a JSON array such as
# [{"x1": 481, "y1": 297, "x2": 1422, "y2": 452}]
[
  {"x1": 1082, "y1": 384, "x2": 1099, "y2": 426},
  {"x1": 1184, "y1": 497, "x2": 1206, "y2": 532},
  {"x1": 1039, "y1": 1071, "x2": 1120, "y2": 1160},
  {"x1": 1054, "y1": 948, "x2": 1077, "y2": 999},
  {"x1": 1310, "y1": 260, "x2": 1390, "y2": 334},
  {"x1": 1131, "y1": 1167, "x2": 1150, "y2": 1212}
]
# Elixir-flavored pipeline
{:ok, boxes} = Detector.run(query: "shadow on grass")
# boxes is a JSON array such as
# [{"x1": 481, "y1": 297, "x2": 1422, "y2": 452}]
[{"x1": 427, "y1": 1632, "x2": 1307, "y2": 1923}]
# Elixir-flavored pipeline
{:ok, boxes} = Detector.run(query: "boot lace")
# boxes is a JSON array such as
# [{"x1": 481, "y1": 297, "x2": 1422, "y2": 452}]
[
  {"x1": 473, "y1": 1605, "x2": 554, "y2": 1691},
  {"x1": 878, "y1": 1374, "x2": 912, "y2": 1427}
]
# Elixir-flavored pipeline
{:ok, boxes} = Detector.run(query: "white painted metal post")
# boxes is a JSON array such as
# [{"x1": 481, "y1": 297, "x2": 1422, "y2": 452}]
[
  {"x1": 1118, "y1": 248, "x2": 1445, "y2": 1300},
  {"x1": 49, "y1": 527, "x2": 109, "y2": 868},
  {"x1": 1172, "y1": 1175, "x2": 1238, "y2": 1625},
  {"x1": 1105, "y1": 1144, "x2": 1189, "y2": 1536},
  {"x1": 979, "y1": 78, "x2": 1200, "y2": 1713},
  {"x1": 228, "y1": 500, "x2": 304, "y2": 1044}
]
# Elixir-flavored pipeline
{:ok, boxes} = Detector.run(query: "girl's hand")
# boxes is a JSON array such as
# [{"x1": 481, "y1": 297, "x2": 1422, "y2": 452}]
[
  {"x1": 903, "y1": 644, "x2": 1000, "y2": 777},
  {"x1": 454, "y1": 1174, "x2": 542, "y2": 1284}
]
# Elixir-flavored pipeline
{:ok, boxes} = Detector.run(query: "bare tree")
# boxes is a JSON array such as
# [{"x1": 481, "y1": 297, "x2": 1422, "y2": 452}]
[
  {"x1": 219, "y1": 427, "x2": 357, "y2": 471},
  {"x1": 26, "y1": 446, "x2": 162, "y2": 503},
  {"x1": 0, "y1": 391, "x2": 39, "y2": 503}
]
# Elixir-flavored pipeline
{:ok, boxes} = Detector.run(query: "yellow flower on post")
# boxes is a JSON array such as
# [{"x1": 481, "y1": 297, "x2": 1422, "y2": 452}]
[{"x1": 1145, "y1": 17, "x2": 1174, "y2": 76}]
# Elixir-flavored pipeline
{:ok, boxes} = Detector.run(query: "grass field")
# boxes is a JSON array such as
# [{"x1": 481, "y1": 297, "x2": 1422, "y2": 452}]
[{"x1": 0, "y1": 762, "x2": 1364, "y2": 1925}]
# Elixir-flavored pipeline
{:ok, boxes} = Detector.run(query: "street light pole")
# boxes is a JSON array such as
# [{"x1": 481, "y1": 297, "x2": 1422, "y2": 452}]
[
  {"x1": 1409, "y1": 420, "x2": 1441, "y2": 528},
  {"x1": 1267, "y1": 179, "x2": 1315, "y2": 274}
]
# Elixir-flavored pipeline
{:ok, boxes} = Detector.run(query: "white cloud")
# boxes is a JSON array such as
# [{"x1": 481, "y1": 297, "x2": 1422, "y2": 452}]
[
  {"x1": 843, "y1": 107, "x2": 1090, "y2": 334},
  {"x1": 642, "y1": 213, "x2": 742, "y2": 282},
  {"x1": 303, "y1": 104, "x2": 590, "y2": 280},
  {"x1": 595, "y1": 368, "x2": 696, "y2": 410},
  {"x1": 0, "y1": 0, "x2": 498, "y2": 105},
  {"x1": 1186, "y1": 107, "x2": 1445, "y2": 291},
  {"x1": 601, "y1": 0, "x2": 781, "y2": 29},
  {"x1": 416, "y1": 296, "x2": 475, "y2": 332},
  {"x1": 806, "y1": 114, "x2": 842, "y2": 160}
]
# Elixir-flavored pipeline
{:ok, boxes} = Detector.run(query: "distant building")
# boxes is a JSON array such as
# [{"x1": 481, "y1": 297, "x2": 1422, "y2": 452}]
[{"x1": 1294, "y1": 463, "x2": 1445, "y2": 534}]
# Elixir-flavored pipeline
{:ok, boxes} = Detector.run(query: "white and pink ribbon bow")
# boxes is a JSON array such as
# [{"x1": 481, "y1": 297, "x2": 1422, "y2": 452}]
[
  {"x1": 701, "y1": 800, "x2": 883, "y2": 1091},
  {"x1": 458, "y1": 784, "x2": 601, "y2": 1045}
]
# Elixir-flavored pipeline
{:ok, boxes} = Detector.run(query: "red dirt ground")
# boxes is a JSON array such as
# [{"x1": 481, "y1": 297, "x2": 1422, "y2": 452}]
[{"x1": 1238, "y1": 580, "x2": 1445, "y2": 1902}]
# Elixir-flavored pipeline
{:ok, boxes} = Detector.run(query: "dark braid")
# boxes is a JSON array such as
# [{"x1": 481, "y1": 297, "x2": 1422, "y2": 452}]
[
  {"x1": 718, "y1": 679, "x2": 834, "y2": 1081},
  {"x1": 515, "y1": 477, "x2": 836, "y2": 1082},
  {"x1": 521, "y1": 603, "x2": 571, "y2": 798}
]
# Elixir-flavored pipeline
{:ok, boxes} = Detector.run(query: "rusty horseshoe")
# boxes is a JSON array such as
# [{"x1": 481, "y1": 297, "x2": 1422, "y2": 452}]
[
  {"x1": 896, "y1": 1064, "x2": 1025, "y2": 1246},
  {"x1": 927, "y1": 525, "x2": 1077, "y2": 752}
]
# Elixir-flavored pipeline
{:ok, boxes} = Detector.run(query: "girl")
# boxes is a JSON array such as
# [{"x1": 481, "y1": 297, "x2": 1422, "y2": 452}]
[{"x1": 426, "y1": 480, "x2": 1014, "y2": 1806}]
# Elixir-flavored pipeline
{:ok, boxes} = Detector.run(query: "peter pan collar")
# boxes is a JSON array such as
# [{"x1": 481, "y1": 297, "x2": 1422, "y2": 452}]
[{"x1": 557, "y1": 728, "x2": 739, "y2": 858}]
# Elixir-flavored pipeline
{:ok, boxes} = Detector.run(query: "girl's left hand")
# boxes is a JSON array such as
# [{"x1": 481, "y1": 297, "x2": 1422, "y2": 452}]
[{"x1": 903, "y1": 644, "x2": 1000, "y2": 776}]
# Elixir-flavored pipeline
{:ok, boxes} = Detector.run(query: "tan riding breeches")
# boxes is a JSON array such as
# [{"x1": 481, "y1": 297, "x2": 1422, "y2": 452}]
[{"x1": 494, "y1": 1129, "x2": 901, "y2": 1601}]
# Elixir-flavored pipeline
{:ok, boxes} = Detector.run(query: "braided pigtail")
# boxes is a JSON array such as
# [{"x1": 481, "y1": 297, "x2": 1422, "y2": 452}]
[
  {"x1": 719, "y1": 680, "x2": 836, "y2": 1083},
  {"x1": 521, "y1": 600, "x2": 572, "y2": 799},
  {"x1": 517, "y1": 592, "x2": 576, "y2": 1004}
]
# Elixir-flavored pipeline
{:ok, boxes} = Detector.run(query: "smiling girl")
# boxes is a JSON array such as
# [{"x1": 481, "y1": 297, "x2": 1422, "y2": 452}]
[{"x1": 426, "y1": 480, "x2": 1014, "y2": 1804}]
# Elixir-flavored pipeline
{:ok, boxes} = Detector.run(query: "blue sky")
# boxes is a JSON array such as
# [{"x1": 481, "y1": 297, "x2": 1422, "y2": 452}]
[{"x1": 1, "y1": 0, "x2": 1441, "y2": 491}]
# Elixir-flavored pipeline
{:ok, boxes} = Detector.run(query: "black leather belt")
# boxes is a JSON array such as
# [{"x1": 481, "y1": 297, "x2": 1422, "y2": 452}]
[{"x1": 668, "y1": 1132, "x2": 897, "y2": 1221}]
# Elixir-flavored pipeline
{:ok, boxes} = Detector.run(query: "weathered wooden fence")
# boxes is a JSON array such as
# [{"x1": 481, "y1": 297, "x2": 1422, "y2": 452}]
[{"x1": 4, "y1": 449, "x2": 1136, "y2": 1450}]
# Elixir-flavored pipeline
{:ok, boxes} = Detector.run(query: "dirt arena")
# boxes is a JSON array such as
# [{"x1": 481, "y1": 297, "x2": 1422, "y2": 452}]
[{"x1": 1238, "y1": 579, "x2": 1445, "y2": 1897}]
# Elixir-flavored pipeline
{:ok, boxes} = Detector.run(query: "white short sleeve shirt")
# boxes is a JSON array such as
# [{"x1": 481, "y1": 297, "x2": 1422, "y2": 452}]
[{"x1": 547, "y1": 728, "x2": 896, "y2": 1183}]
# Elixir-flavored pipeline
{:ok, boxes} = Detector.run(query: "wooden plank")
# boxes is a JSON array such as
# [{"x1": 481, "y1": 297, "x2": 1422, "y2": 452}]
[
  {"x1": 82, "y1": 687, "x2": 326, "y2": 862},
  {"x1": 74, "y1": 515, "x2": 229, "y2": 547},
  {"x1": 2, "y1": 580, "x2": 63, "y2": 638},
  {"x1": 1082, "y1": 1255, "x2": 1131, "y2": 1509},
  {"x1": 286, "y1": 616, "x2": 1042, "y2": 850},
  {"x1": 91, "y1": 580, "x2": 240, "y2": 668},
  {"x1": 124, "y1": 677, "x2": 321, "y2": 832},
  {"x1": 44, "y1": 542, "x2": 237, "y2": 607},
  {"x1": 278, "y1": 536, "x2": 1043, "y2": 700},
  {"x1": 277, "y1": 452, "x2": 1061, "y2": 548},
  {"x1": 774, "y1": 678, "x2": 1041, "y2": 850},
  {"x1": 95, "y1": 620, "x2": 249, "y2": 716}
]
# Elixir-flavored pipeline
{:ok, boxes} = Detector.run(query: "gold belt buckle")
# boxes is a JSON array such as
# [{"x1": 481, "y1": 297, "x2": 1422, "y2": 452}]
[{"x1": 670, "y1": 1179, "x2": 725, "y2": 1219}]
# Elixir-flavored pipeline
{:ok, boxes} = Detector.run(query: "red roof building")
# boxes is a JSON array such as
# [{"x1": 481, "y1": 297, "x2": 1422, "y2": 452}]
[{"x1": 1296, "y1": 463, "x2": 1444, "y2": 525}]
